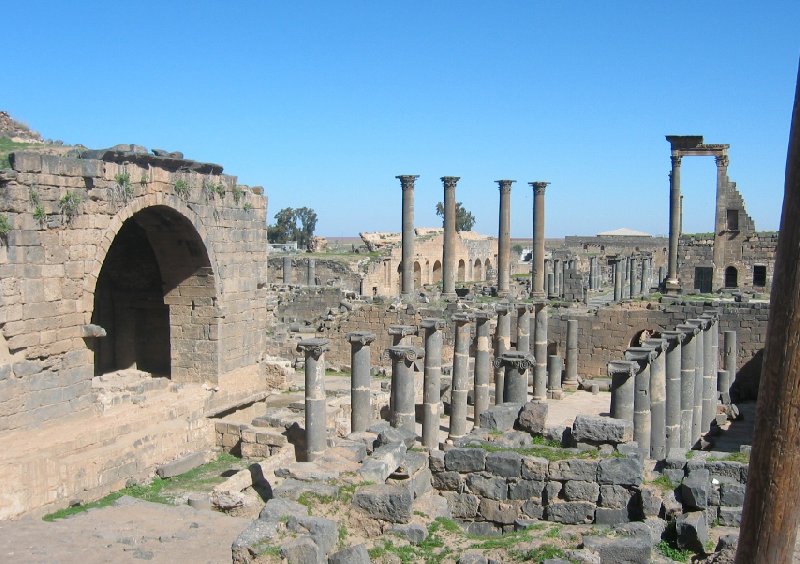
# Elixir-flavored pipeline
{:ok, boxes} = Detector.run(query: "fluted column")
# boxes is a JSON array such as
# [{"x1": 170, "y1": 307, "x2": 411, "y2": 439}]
[
  {"x1": 473, "y1": 312, "x2": 493, "y2": 427},
  {"x1": 609, "y1": 360, "x2": 637, "y2": 422},
  {"x1": 496, "y1": 180, "x2": 514, "y2": 297},
  {"x1": 421, "y1": 318, "x2": 445, "y2": 449},
  {"x1": 625, "y1": 347, "x2": 656, "y2": 458},
  {"x1": 529, "y1": 181, "x2": 549, "y2": 298},
  {"x1": 677, "y1": 323, "x2": 699, "y2": 448},
  {"x1": 495, "y1": 351, "x2": 534, "y2": 404},
  {"x1": 441, "y1": 176, "x2": 459, "y2": 298},
  {"x1": 297, "y1": 338, "x2": 329, "y2": 461},
  {"x1": 387, "y1": 345, "x2": 423, "y2": 434},
  {"x1": 347, "y1": 331, "x2": 376, "y2": 433},
  {"x1": 644, "y1": 337, "x2": 667, "y2": 459},
  {"x1": 396, "y1": 174, "x2": 419, "y2": 297},
  {"x1": 563, "y1": 319, "x2": 579, "y2": 391},
  {"x1": 494, "y1": 304, "x2": 511, "y2": 404},
  {"x1": 533, "y1": 302, "x2": 549, "y2": 400},
  {"x1": 667, "y1": 155, "x2": 682, "y2": 290},
  {"x1": 449, "y1": 313, "x2": 473, "y2": 441},
  {"x1": 662, "y1": 330, "x2": 684, "y2": 451}
]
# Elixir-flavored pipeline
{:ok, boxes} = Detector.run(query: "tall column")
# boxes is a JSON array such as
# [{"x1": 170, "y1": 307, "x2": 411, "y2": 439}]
[
  {"x1": 296, "y1": 338, "x2": 329, "y2": 462},
  {"x1": 547, "y1": 273, "x2": 555, "y2": 298},
  {"x1": 494, "y1": 304, "x2": 511, "y2": 404},
  {"x1": 516, "y1": 303, "x2": 532, "y2": 353},
  {"x1": 387, "y1": 345, "x2": 422, "y2": 434},
  {"x1": 547, "y1": 355, "x2": 563, "y2": 400},
  {"x1": 629, "y1": 257, "x2": 637, "y2": 298},
  {"x1": 529, "y1": 181, "x2": 549, "y2": 298},
  {"x1": 441, "y1": 176, "x2": 459, "y2": 298},
  {"x1": 533, "y1": 303, "x2": 549, "y2": 400},
  {"x1": 699, "y1": 313, "x2": 717, "y2": 433},
  {"x1": 677, "y1": 323, "x2": 699, "y2": 448},
  {"x1": 644, "y1": 337, "x2": 667, "y2": 460},
  {"x1": 662, "y1": 330, "x2": 684, "y2": 451},
  {"x1": 667, "y1": 155, "x2": 682, "y2": 290},
  {"x1": 496, "y1": 180, "x2": 515, "y2": 298},
  {"x1": 712, "y1": 155, "x2": 729, "y2": 291},
  {"x1": 473, "y1": 312, "x2": 492, "y2": 427},
  {"x1": 420, "y1": 319, "x2": 445, "y2": 449},
  {"x1": 283, "y1": 256, "x2": 292, "y2": 284},
  {"x1": 563, "y1": 319, "x2": 579, "y2": 391},
  {"x1": 613, "y1": 260, "x2": 623, "y2": 302},
  {"x1": 688, "y1": 318, "x2": 708, "y2": 442},
  {"x1": 387, "y1": 324, "x2": 418, "y2": 418},
  {"x1": 449, "y1": 313, "x2": 473, "y2": 441},
  {"x1": 625, "y1": 347, "x2": 655, "y2": 458},
  {"x1": 609, "y1": 360, "x2": 637, "y2": 422},
  {"x1": 552, "y1": 259, "x2": 561, "y2": 297},
  {"x1": 723, "y1": 330, "x2": 737, "y2": 399},
  {"x1": 658, "y1": 266, "x2": 666, "y2": 287},
  {"x1": 307, "y1": 259, "x2": 316, "y2": 286},
  {"x1": 561, "y1": 260, "x2": 568, "y2": 298},
  {"x1": 640, "y1": 258, "x2": 649, "y2": 296},
  {"x1": 347, "y1": 331, "x2": 376, "y2": 433},
  {"x1": 588, "y1": 257, "x2": 596, "y2": 290},
  {"x1": 396, "y1": 174, "x2": 419, "y2": 297},
  {"x1": 495, "y1": 351, "x2": 534, "y2": 404}
]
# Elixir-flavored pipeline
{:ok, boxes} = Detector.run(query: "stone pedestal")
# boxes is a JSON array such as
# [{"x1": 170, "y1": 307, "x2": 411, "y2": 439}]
[
  {"x1": 625, "y1": 347, "x2": 656, "y2": 459},
  {"x1": 449, "y1": 314, "x2": 473, "y2": 441},
  {"x1": 677, "y1": 324, "x2": 700, "y2": 448},
  {"x1": 644, "y1": 337, "x2": 667, "y2": 460},
  {"x1": 421, "y1": 319, "x2": 445, "y2": 449},
  {"x1": 396, "y1": 175, "x2": 419, "y2": 297},
  {"x1": 564, "y1": 319, "x2": 579, "y2": 391},
  {"x1": 496, "y1": 180, "x2": 514, "y2": 297},
  {"x1": 609, "y1": 360, "x2": 637, "y2": 422},
  {"x1": 495, "y1": 351, "x2": 534, "y2": 404},
  {"x1": 662, "y1": 331, "x2": 685, "y2": 451},
  {"x1": 307, "y1": 259, "x2": 316, "y2": 286},
  {"x1": 547, "y1": 355, "x2": 563, "y2": 400},
  {"x1": 494, "y1": 304, "x2": 511, "y2": 404},
  {"x1": 296, "y1": 338, "x2": 330, "y2": 462},
  {"x1": 533, "y1": 302, "x2": 549, "y2": 400},
  {"x1": 347, "y1": 331, "x2": 376, "y2": 433},
  {"x1": 441, "y1": 176, "x2": 460, "y2": 298},
  {"x1": 387, "y1": 346, "x2": 423, "y2": 435},
  {"x1": 473, "y1": 312, "x2": 493, "y2": 427},
  {"x1": 283, "y1": 256, "x2": 292, "y2": 284},
  {"x1": 529, "y1": 181, "x2": 549, "y2": 298},
  {"x1": 516, "y1": 304, "x2": 532, "y2": 354}
]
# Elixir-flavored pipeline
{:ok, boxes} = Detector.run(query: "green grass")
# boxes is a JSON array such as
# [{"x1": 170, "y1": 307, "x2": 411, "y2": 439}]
[
  {"x1": 650, "y1": 474, "x2": 676, "y2": 492},
  {"x1": 513, "y1": 544, "x2": 566, "y2": 561},
  {"x1": 543, "y1": 524, "x2": 562, "y2": 538},
  {"x1": 0, "y1": 137, "x2": 35, "y2": 169},
  {"x1": 707, "y1": 451, "x2": 749, "y2": 463},
  {"x1": 656, "y1": 540, "x2": 694, "y2": 562},
  {"x1": 467, "y1": 442, "x2": 597, "y2": 462},
  {"x1": 232, "y1": 185, "x2": 245, "y2": 204}
]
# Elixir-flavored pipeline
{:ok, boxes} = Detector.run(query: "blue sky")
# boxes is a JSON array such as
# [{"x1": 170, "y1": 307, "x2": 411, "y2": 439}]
[{"x1": 3, "y1": 2, "x2": 798, "y2": 237}]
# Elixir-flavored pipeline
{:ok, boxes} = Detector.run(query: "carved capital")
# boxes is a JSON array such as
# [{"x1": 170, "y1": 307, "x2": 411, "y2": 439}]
[
  {"x1": 387, "y1": 324, "x2": 418, "y2": 338},
  {"x1": 386, "y1": 345, "x2": 423, "y2": 363},
  {"x1": 494, "y1": 351, "x2": 535, "y2": 371},
  {"x1": 396, "y1": 175, "x2": 419, "y2": 191},
  {"x1": 452, "y1": 313, "x2": 474, "y2": 324},
  {"x1": 642, "y1": 338, "x2": 666, "y2": 354},
  {"x1": 528, "y1": 181, "x2": 550, "y2": 195},
  {"x1": 496, "y1": 179, "x2": 515, "y2": 193},
  {"x1": 688, "y1": 318, "x2": 711, "y2": 331},
  {"x1": 715, "y1": 155, "x2": 729, "y2": 168},
  {"x1": 297, "y1": 338, "x2": 330, "y2": 360},
  {"x1": 473, "y1": 311, "x2": 493, "y2": 322},
  {"x1": 608, "y1": 359, "x2": 637, "y2": 378},
  {"x1": 347, "y1": 331, "x2": 376, "y2": 346},
  {"x1": 441, "y1": 176, "x2": 460, "y2": 190},
  {"x1": 676, "y1": 323, "x2": 700, "y2": 338},
  {"x1": 420, "y1": 318, "x2": 446, "y2": 332},
  {"x1": 624, "y1": 346, "x2": 657, "y2": 368},
  {"x1": 495, "y1": 303, "x2": 511, "y2": 315},
  {"x1": 671, "y1": 155, "x2": 682, "y2": 167},
  {"x1": 661, "y1": 330, "x2": 686, "y2": 351}
]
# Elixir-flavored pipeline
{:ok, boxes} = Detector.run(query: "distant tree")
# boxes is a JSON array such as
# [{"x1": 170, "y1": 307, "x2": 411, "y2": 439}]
[
  {"x1": 294, "y1": 207, "x2": 318, "y2": 249},
  {"x1": 512, "y1": 244, "x2": 524, "y2": 256},
  {"x1": 435, "y1": 201, "x2": 476, "y2": 232},
  {"x1": 267, "y1": 206, "x2": 318, "y2": 249}
]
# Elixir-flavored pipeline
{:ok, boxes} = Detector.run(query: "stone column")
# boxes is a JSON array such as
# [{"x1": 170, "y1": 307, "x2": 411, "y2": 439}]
[
  {"x1": 563, "y1": 319, "x2": 579, "y2": 391},
  {"x1": 494, "y1": 304, "x2": 511, "y2": 404},
  {"x1": 547, "y1": 355, "x2": 563, "y2": 400},
  {"x1": 496, "y1": 180, "x2": 515, "y2": 298},
  {"x1": 688, "y1": 318, "x2": 708, "y2": 442},
  {"x1": 722, "y1": 330, "x2": 737, "y2": 399},
  {"x1": 420, "y1": 319, "x2": 445, "y2": 449},
  {"x1": 552, "y1": 259, "x2": 561, "y2": 298},
  {"x1": 667, "y1": 156, "x2": 682, "y2": 290},
  {"x1": 644, "y1": 337, "x2": 667, "y2": 460},
  {"x1": 347, "y1": 331, "x2": 376, "y2": 433},
  {"x1": 625, "y1": 347, "x2": 656, "y2": 458},
  {"x1": 588, "y1": 257, "x2": 596, "y2": 290},
  {"x1": 283, "y1": 256, "x2": 292, "y2": 284},
  {"x1": 529, "y1": 181, "x2": 549, "y2": 298},
  {"x1": 712, "y1": 155, "x2": 729, "y2": 291},
  {"x1": 640, "y1": 258, "x2": 649, "y2": 296},
  {"x1": 449, "y1": 313, "x2": 473, "y2": 441},
  {"x1": 441, "y1": 176, "x2": 460, "y2": 298},
  {"x1": 658, "y1": 266, "x2": 666, "y2": 288},
  {"x1": 533, "y1": 302, "x2": 549, "y2": 400},
  {"x1": 296, "y1": 338, "x2": 329, "y2": 462},
  {"x1": 307, "y1": 259, "x2": 316, "y2": 286},
  {"x1": 609, "y1": 360, "x2": 637, "y2": 422},
  {"x1": 561, "y1": 261, "x2": 568, "y2": 298},
  {"x1": 473, "y1": 312, "x2": 493, "y2": 427},
  {"x1": 516, "y1": 303, "x2": 533, "y2": 353},
  {"x1": 662, "y1": 330, "x2": 684, "y2": 451},
  {"x1": 396, "y1": 174, "x2": 419, "y2": 297},
  {"x1": 547, "y1": 273, "x2": 555, "y2": 298},
  {"x1": 629, "y1": 257, "x2": 637, "y2": 298},
  {"x1": 387, "y1": 324, "x2": 418, "y2": 418},
  {"x1": 699, "y1": 313, "x2": 717, "y2": 433},
  {"x1": 677, "y1": 323, "x2": 699, "y2": 448},
  {"x1": 387, "y1": 345, "x2": 422, "y2": 435},
  {"x1": 495, "y1": 351, "x2": 534, "y2": 404},
  {"x1": 613, "y1": 260, "x2": 623, "y2": 302}
]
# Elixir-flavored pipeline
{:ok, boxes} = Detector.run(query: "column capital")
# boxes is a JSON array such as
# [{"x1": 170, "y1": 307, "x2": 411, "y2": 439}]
[
  {"x1": 420, "y1": 318, "x2": 446, "y2": 331},
  {"x1": 388, "y1": 324, "x2": 418, "y2": 338},
  {"x1": 495, "y1": 179, "x2": 516, "y2": 193},
  {"x1": 715, "y1": 155, "x2": 729, "y2": 168},
  {"x1": 494, "y1": 303, "x2": 512, "y2": 315},
  {"x1": 608, "y1": 359, "x2": 637, "y2": 378},
  {"x1": 493, "y1": 351, "x2": 535, "y2": 371},
  {"x1": 473, "y1": 311, "x2": 494, "y2": 322},
  {"x1": 661, "y1": 330, "x2": 686, "y2": 351},
  {"x1": 687, "y1": 317, "x2": 712, "y2": 331},
  {"x1": 624, "y1": 346, "x2": 657, "y2": 368},
  {"x1": 452, "y1": 312, "x2": 474, "y2": 324},
  {"x1": 297, "y1": 338, "x2": 330, "y2": 359},
  {"x1": 671, "y1": 155, "x2": 682, "y2": 167},
  {"x1": 642, "y1": 337, "x2": 666, "y2": 354},
  {"x1": 441, "y1": 176, "x2": 460, "y2": 189},
  {"x1": 396, "y1": 175, "x2": 419, "y2": 190},
  {"x1": 516, "y1": 303, "x2": 534, "y2": 314},
  {"x1": 386, "y1": 345, "x2": 424, "y2": 363},
  {"x1": 528, "y1": 181, "x2": 550, "y2": 194},
  {"x1": 676, "y1": 323, "x2": 700, "y2": 339},
  {"x1": 347, "y1": 331, "x2": 376, "y2": 346}
]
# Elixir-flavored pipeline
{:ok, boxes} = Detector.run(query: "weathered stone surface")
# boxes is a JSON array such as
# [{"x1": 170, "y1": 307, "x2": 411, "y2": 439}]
[
  {"x1": 156, "y1": 452, "x2": 205, "y2": 478},
  {"x1": 432, "y1": 471, "x2": 462, "y2": 491},
  {"x1": 639, "y1": 485, "x2": 663, "y2": 517},
  {"x1": 549, "y1": 459, "x2": 599, "y2": 482},
  {"x1": 258, "y1": 497, "x2": 309, "y2": 522},
  {"x1": 676, "y1": 511, "x2": 708, "y2": 552},
  {"x1": 486, "y1": 451, "x2": 522, "y2": 477},
  {"x1": 705, "y1": 460, "x2": 748, "y2": 484},
  {"x1": 429, "y1": 450, "x2": 446, "y2": 473},
  {"x1": 231, "y1": 519, "x2": 280, "y2": 564},
  {"x1": 478, "y1": 403, "x2": 523, "y2": 431},
  {"x1": 520, "y1": 456, "x2": 549, "y2": 480},
  {"x1": 467, "y1": 473, "x2": 507, "y2": 500},
  {"x1": 464, "y1": 521, "x2": 502, "y2": 537},
  {"x1": 718, "y1": 506, "x2": 742, "y2": 527},
  {"x1": 358, "y1": 443, "x2": 407, "y2": 483},
  {"x1": 286, "y1": 515, "x2": 338, "y2": 556},
  {"x1": 544, "y1": 481, "x2": 563, "y2": 503},
  {"x1": 521, "y1": 499, "x2": 544, "y2": 519},
  {"x1": 597, "y1": 457, "x2": 642, "y2": 486},
  {"x1": 508, "y1": 479, "x2": 545, "y2": 500},
  {"x1": 441, "y1": 491, "x2": 480, "y2": 519},
  {"x1": 352, "y1": 485, "x2": 413, "y2": 523},
  {"x1": 328, "y1": 544, "x2": 372, "y2": 564},
  {"x1": 479, "y1": 498, "x2": 520, "y2": 524},
  {"x1": 211, "y1": 490, "x2": 246, "y2": 510},
  {"x1": 564, "y1": 548, "x2": 602, "y2": 564},
  {"x1": 680, "y1": 476, "x2": 708, "y2": 510},
  {"x1": 599, "y1": 485, "x2": 634, "y2": 509},
  {"x1": 273, "y1": 479, "x2": 339, "y2": 502},
  {"x1": 546, "y1": 501, "x2": 595, "y2": 524},
  {"x1": 563, "y1": 480, "x2": 600, "y2": 502},
  {"x1": 280, "y1": 536, "x2": 320, "y2": 564},
  {"x1": 572, "y1": 415, "x2": 633, "y2": 444},
  {"x1": 457, "y1": 552, "x2": 489, "y2": 564},
  {"x1": 719, "y1": 482, "x2": 745, "y2": 506},
  {"x1": 516, "y1": 401, "x2": 548, "y2": 434},
  {"x1": 581, "y1": 534, "x2": 651, "y2": 564},
  {"x1": 377, "y1": 426, "x2": 416, "y2": 448},
  {"x1": 389, "y1": 523, "x2": 428, "y2": 545},
  {"x1": 444, "y1": 448, "x2": 487, "y2": 472},
  {"x1": 594, "y1": 507, "x2": 630, "y2": 525}
]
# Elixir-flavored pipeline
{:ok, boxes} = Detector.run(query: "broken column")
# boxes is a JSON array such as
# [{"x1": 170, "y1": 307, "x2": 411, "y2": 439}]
[
  {"x1": 662, "y1": 330, "x2": 684, "y2": 451},
  {"x1": 533, "y1": 302, "x2": 549, "y2": 400},
  {"x1": 441, "y1": 176, "x2": 460, "y2": 298},
  {"x1": 688, "y1": 318, "x2": 708, "y2": 442},
  {"x1": 547, "y1": 355, "x2": 563, "y2": 400},
  {"x1": 625, "y1": 347, "x2": 656, "y2": 458},
  {"x1": 516, "y1": 303, "x2": 532, "y2": 353},
  {"x1": 496, "y1": 180, "x2": 514, "y2": 298},
  {"x1": 307, "y1": 259, "x2": 316, "y2": 286},
  {"x1": 699, "y1": 313, "x2": 717, "y2": 433},
  {"x1": 495, "y1": 351, "x2": 534, "y2": 404},
  {"x1": 387, "y1": 324, "x2": 418, "y2": 419},
  {"x1": 387, "y1": 345, "x2": 422, "y2": 435},
  {"x1": 396, "y1": 174, "x2": 419, "y2": 297},
  {"x1": 420, "y1": 318, "x2": 445, "y2": 449},
  {"x1": 473, "y1": 312, "x2": 493, "y2": 427},
  {"x1": 449, "y1": 313, "x2": 473, "y2": 441},
  {"x1": 722, "y1": 330, "x2": 737, "y2": 399},
  {"x1": 644, "y1": 336, "x2": 667, "y2": 460},
  {"x1": 609, "y1": 360, "x2": 637, "y2": 422},
  {"x1": 563, "y1": 319, "x2": 579, "y2": 391},
  {"x1": 677, "y1": 323, "x2": 699, "y2": 448},
  {"x1": 529, "y1": 181, "x2": 549, "y2": 299},
  {"x1": 296, "y1": 338, "x2": 330, "y2": 462},
  {"x1": 283, "y1": 256, "x2": 292, "y2": 284},
  {"x1": 347, "y1": 331, "x2": 376, "y2": 433},
  {"x1": 494, "y1": 304, "x2": 511, "y2": 404}
]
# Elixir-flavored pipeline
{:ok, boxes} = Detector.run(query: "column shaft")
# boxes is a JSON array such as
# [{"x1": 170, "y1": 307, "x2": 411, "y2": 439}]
[
  {"x1": 283, "y1": 256, "x2": 292, "y2": 284},
  {"x1": 533, "y1": 303, "x2": 548, "y2": 400},
  {"x1": 389, "y1": 346, "x2": 419, "y2": 434},
  {"x1": 667, "y1": 156, "x2": 681, "y2": 286},
  {"x1": 613, "y1": 260, "x2": 623, "y2": 302},
  {"x1": 397, "y1": 175, "x2": 418, "y2": 296},
  {"x1": 609, "y1": 360, "x2": 636, "y2": 422},
  {"x1": 723, "y1": 330, "x2": 737, "y2": 399},
  {"x1": 441, "y1": 176, "x2": 459, "y2": 297},
  {"x1": 297, "y1": 339, "x2": 329, "y2": 462},
  {"x1": 494, "y1": 306, "x2": 511, "y2": 404},
  {"x1": 473, "y1": 313, "x2": 492, "y2": 427},
  {"x1": 564, "y1": 319, "x2": 579, "y2": 391},
  {"x1": 547, "y1": 355, "x2": 563, "y2": 400},
  {"x1": 496, "y1": 180, "x2": 514, "y2": 297},
  {"x1": 516, "y1": 304, "x2": 532, "y2": 354},
  {"x1": 421, "y1": 320, "x2": 444, "y2": 449},
  {"x1": 688, "y1": 320, "x2": 705, "y2": 443},
  {"x1": 663, "y1": 331, "x2": 683, "y2": 451},
  {"x1": 307, "y1": 259, "x2": 316, "y2": 286},
  {"x1": 530, "y1": 181, "x2": 549, "y2": 298},
  {"x1": 701, "y1": 317, "x2": 715, "y2": 433},
  {"x1": 449, "y1": 315, "x2": 472, "y2": 440},
  {"x1": 677, "y1": 325, "x2": 698, "y2": 448},
  {"x1": 498, "y1": 352, "x2": 533, "y2": 404},
  {"x1": 645, "y1": 339, "x2": 667, "y2": 459},
  {"x1": 347, "y1": 332, "x2": 375, "y2": 433}
]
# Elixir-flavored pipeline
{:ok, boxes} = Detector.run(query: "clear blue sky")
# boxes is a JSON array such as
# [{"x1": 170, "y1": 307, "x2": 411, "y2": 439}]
[{"x1": 4, "y1": 2, "x2": 798, "y2": 238}]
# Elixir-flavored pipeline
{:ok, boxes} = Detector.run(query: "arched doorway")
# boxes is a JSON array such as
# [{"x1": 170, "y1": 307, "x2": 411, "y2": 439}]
[
  {"x1": 725, "y1": 266, "x2": 738, "y2": 288},
  {"x1": 457, "y1": 260, "x2": 466, "y2": 282},
  {"x1": 91, "y1": 205, "x2": 218, "y2": 381},
  {"x1": 484, "y1": 258, "x2": 492, "y2": 281},
  {"x1": 432, "y1": 260, "x2": 442, "y2": 284},
  {"x1": 473, "y1": 259, "x2": 483, "y2": 281},
  {"x1": 413, "y1": 261, "x2": 422, "y2": 289}
]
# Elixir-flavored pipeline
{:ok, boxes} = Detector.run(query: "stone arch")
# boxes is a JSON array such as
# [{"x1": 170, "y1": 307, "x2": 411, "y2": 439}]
[
  {"x1": 413, "y1": 261, "x2": 422, "y2": 289},
  {"x1": 87, "y1": 196, "x2": 221, "y2": 383},
  {"x1": 432, "y1": 260, "x2": 442, "y2": 284},
  {"x1": 484, "y1": 258, "x2": 492, "y2": 280},
  {"x1": 457, "y1": 259, "x2": 466, "y2": 282},
  {"x1": 473, "y1": 258, "x2": 483, "y2": 281},
  {"x1": 725, "y1": 266, "x2": 738, "y2": 288}
]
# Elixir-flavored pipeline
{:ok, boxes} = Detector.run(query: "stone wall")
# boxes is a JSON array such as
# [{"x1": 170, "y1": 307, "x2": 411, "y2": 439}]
[
  {"x1": 0, "y1": 151, "x2": 269, "y2": 432},
  {"x1": 268, "y1": 257, "x2": 362, "y2": 292}
]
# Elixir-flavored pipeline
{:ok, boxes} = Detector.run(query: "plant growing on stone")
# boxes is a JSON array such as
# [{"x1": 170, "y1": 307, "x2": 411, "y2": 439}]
[
  {"x1": 0, "y1": 214, "x2": 10, "y2": 240},
  {"x1": 232, "y1": 184, "x2": 245, "y2": 204},
  {"x1": 174, "y1": 179, "x2": 190, "y2": 200},
  {"x1": 243, "y1": 202, "x2": 253, "y2": 212},
  {"x1": 58, "y1": 191, "x2": 82, "y2": 224},
  {"x1": 139, "y1": 172, "x2": 148, "y2": 187},
  {"x1": 33, "y1": 205, "x2": 47, "y2": 229},
  {"x1": 111, "y1": 170, "x2": 133, "y2": 204}
]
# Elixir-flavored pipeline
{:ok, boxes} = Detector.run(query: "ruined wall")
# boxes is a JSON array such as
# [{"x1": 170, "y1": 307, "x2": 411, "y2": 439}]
[
  {"x1": 268, "y1": 256, "x2": 362, "y2": 291},
  {"x1": 563, "y1": 235, "x2": 668, "y2": 286},
  {"x1": 0, "y1": 151, "x2": 268, "y2": 432}
]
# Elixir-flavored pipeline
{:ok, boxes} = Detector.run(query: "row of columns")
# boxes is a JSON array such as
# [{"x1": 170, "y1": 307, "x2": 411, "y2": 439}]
[
  {"x1": 611, "y1": 255, "x2": 654, "y2": 302},
  {"x1": 281, "y1": 257, "x2": 317, "y2": 286}
]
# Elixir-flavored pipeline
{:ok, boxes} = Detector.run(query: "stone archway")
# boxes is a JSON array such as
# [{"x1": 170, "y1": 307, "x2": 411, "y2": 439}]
[
  {"x1": 457, "y1": 259, "x2": 466, "y2": 282},
  {"x1": 89, "y1": 204, "x2": 219, "y2": 383},
  {"x1": 725, "y1": 266, "x2": 738, "y2": 288},
  {"x1": 432, "y1": 260, "x2": 442, "y2": 284},
  {"x1": 473, "y1": 259, "x2": 483, "y2": 281},
  {"x1": 413, "y1": 261, "x2": 422, "y2": 289}
]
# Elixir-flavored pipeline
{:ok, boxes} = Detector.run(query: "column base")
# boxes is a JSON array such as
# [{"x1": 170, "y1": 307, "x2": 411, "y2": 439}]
[
  {"x1": 664, "y1": 279, "x2": 681, "y2": 295},
  {"x1": 441, "y1": 292, "x2": 457, "y2": 301},
  {"x1": 530, "y1": 291, "x2": 546, "y2": 300},
  {"x1": 562, "y1": 381, "x2": 578, "y2": 392},
  {"x1": 547, "y1": 390, "x2": 564, "y2": 400}
]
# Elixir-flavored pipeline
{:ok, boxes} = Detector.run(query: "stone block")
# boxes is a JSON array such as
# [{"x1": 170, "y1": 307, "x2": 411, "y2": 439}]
[
  {"x1": 718, "y1": 506, "x2": 742, "y2": 527},
  {"x1": 359, "y1": 442, "x2": 406, "y2": 483},
  {"x1": 545, "y1": 501, "x2": 595, "y2": 524},
  {"x1": 432, "y1": 471, "x2": 462, "y2": 491},
  {"x1": 467, "y1": 473, "x2": 508, "y2": 501},
  {"x1": 520, "y1": 456, "x2": 549, "y2": 480},
  {"x1": 639, "y1": 485, "x2": 664, "y2": 518},
  {"x1": 563, "y1": 480, "x2": 600, "y2": 502},
  {"x1": 581, "y1": 534, "x2": 651, "y2": 564},
  {"x1": 572, "y1": 415, "x2": 633, "y2": 444},
  {"x1": 486, "y1": 451, "x2": 522, "y2": 477},
  {"x1": 429, "y1": 449, "x2": 446, "y2": 472},
  {"x1": 706, "y1": 460, "x2": 748, "y2": 484},
  {"x1": 680, "y1": 476, "x2": 708, "y2": 510},
  {"x1": 508, "y1": 479, "x2": 545, "y2": 500},
  {"x1": 441, "y1": 491, "x2": 480, "y2": 519},
  {"x1": 389, "y1": 523, "x2": 428, "y2": 545},
  {"x1": 286, "y1": 515, "x2": 338, "y2": 556},
  {"x1": 479, "y1": 498, "x2": 520, "y2": 525},
  {"x1": 377, "y1": 426, "x2": 416, "y2": 448},
  {"x1": 720, "y1": 482, "x2": 745, "y2": 506},
  {"x1": 352, "y1": 484, "x2": 413, "y2": 523},
  {"x1": 458, "y1": 552, "x2": 489, "y2": 564},
  {"x1": 597, "y1": 457, "x2": 642, "y2": 486},
  {"x1": 594, "y1": 507, "x2": 630, "y2": 525},
  {"x1": 444, "y1": 448, "x2": 487, "y2": 472},
  {"x1": 231, "y1": 519, "x2": 279, "y2": 563},
  {"x1": 280, "y1": 536, "x2": 320, "y2": 563},
  {"x1": 328, "y1": 544, "x2": 371, "y2": 564},
  {"x1": 599, "y1": 485, "x2": 633, "y2": 509},
  {"x1": 259, "y1": 497, "x2": 309, "y2": 522},
  {"x1": 478, "y1": 402, "x2": 523, "y2": 431},
  {"x1": 549, "y1": 459, "x2": 599, "y2": 482},
  {"x1": 464, "y1": 521, "x2": 502, "y2": 537},
  {"x1": 544, "y1": 481, "x2": 563, "y2": 503},
  {"x1": 156, "y1": 452, "x2": 205, "y2": 478},
  {"x1": 521, "y1": 499, "x2": 544, "y2": 519},
  {"x1": 516, "y1": 401, "x2": 548, "y2": 434},
  {"x1": 676, "y1": 511, "x2": 707, "y2": 552}
]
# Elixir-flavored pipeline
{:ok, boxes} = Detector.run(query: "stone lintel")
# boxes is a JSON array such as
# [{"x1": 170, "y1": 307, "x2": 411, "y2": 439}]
[
  {"x1": 608, "y1": 360, "x2": 637, "y2": 378},
  {"x1": 347, "y1": 331, "x2": 376, "y2": 345}
]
